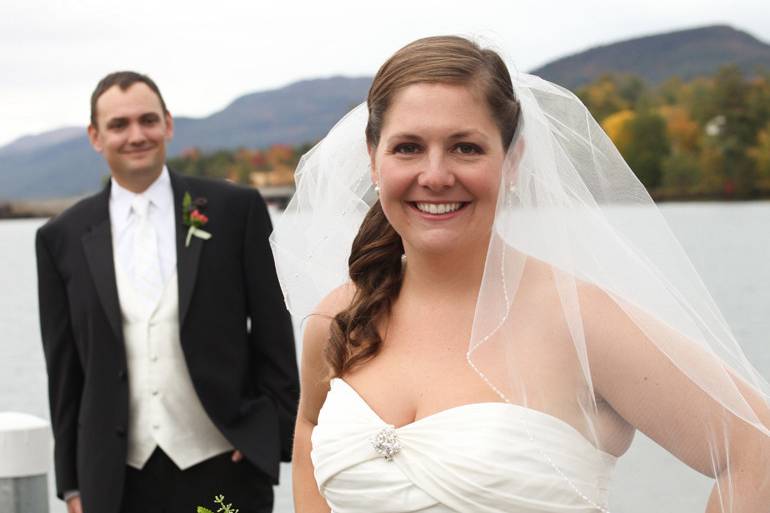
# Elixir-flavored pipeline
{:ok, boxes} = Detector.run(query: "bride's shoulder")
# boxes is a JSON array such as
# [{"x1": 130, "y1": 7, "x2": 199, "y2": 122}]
[
  {"x1": 303, "y1": 282, "x2": 356, "y2": 348},
  {"x1": 297, "y1": 283, "x2": 358, "y2": 422},
  {"x1": 313, "y1": 281, "x2": 357, "y2": 318}
]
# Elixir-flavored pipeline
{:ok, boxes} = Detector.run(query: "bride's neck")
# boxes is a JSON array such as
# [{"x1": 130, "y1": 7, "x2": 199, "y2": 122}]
[{"x1": 400, "y1": 244, "x2": 486, "y2": 302}]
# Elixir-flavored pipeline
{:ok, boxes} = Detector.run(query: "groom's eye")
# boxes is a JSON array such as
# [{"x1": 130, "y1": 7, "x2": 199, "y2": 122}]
[
  {"x1": 140, "y1": 114, "x2": 160, "y2": 125},
  {"x1": 107, "y1": 119, "x2": 127, "y2": 130}
]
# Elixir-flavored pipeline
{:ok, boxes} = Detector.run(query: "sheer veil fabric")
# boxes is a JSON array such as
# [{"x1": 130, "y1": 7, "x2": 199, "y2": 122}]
[{"x1": 270, "y1": 72, "x2": 770, "y2": 511}]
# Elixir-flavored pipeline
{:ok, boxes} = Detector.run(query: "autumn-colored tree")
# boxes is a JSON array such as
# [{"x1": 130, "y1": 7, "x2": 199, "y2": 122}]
[
  {"x1": 601, "y1": 110, "x2": 635, "y2": 152},
  {"x1": 697, "y1": 132, "x2": 756, "y2": 198},
  {"x1": 623, "y1": 110, "x2": 670, "y2": 189},
  {"x1": 694, "y1": 142, "x2": 724, "y2": 195},
  {"x1": 251, "y1": 150, "x2": 267, "y2": 170},
  {"x1": 266, "y1": 144, "x2": 295, "y2": 168},
  {"x1": 747, "y1": 73, "x2": 770, "y2": 140},
  {"x1": 205, "y1": 150, "x2": 236, "y2": 180},
  {"x1": 685, "y1": 76, "x2": 717, "y2": 128},
  {"x1": 658, "y1": 105, "x2": 700, "y2": 154},
  {"x1": 235, "y1": 148, "x2": 254, "y2": 163},
  {"x1": 578, "y1": 75, "x2": 629, "y2": 121},
  {"x1": 749, "y1": 122, "x2": 770, "y2": 193},
  {"x1": 661, "y1": 152, "x2": 701, "y2": 193},
  {"x1": 658, "y1": 77, "x2": 686, "y2": 106},
  {"x1": 615, "y1": 75, "x2": 647, "y2": 107}
]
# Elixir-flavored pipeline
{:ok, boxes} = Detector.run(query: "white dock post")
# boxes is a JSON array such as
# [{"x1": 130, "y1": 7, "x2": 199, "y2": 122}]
[{"x1": 0, "y1": 412, "x2": 51, "y2": 513}]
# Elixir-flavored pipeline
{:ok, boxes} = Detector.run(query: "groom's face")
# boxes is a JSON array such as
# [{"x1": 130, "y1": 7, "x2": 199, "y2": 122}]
[{"x1": 88, "y1": 83, "x2": 173, "y2": 189}]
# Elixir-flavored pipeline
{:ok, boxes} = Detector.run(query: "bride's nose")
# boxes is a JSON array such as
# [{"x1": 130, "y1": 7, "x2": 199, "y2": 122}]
[{"x1": 417, "y1": 151, "x2": 455, "y2": 190}]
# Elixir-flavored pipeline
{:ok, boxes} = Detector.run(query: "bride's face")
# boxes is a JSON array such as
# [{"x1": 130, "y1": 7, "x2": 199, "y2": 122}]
[{"x1": 369, "y1": 82, "x2": 505, "y2": 258}]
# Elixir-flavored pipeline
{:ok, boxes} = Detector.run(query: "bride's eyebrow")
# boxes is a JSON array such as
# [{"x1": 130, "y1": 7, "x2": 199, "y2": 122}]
[
  {"x1": 386, "y1": 129, "x2": 489, "y2": 143},
  {"x1": 386, "y1": 133, "x2": 423, "y2": 143},
  {"x1": 447, "y1": 130, "x2": 488, "y2": 141}
]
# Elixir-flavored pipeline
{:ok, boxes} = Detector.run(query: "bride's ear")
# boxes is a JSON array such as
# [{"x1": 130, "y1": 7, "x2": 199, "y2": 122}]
[{"x1": 367, "y1": 144, "x2": 378, "y2": 188}]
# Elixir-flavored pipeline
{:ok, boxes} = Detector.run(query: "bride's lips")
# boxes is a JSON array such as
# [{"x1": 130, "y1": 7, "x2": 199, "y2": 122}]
[{"x1": 407, "y1": 201, "x2": 471, "y2": 220}]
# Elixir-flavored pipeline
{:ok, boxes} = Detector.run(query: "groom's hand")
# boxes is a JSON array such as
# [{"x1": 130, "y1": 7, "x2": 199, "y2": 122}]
[
  {"x1": 66, "y1": 496, "x2": 83, "y2": 513},
  {"x1": 231, "y1": 449, "x2": 244, "y2": 463}
]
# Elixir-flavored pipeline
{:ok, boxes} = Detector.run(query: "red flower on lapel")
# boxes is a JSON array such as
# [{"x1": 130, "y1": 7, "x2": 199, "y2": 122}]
[{"x1": 183, "y1": 192, "x2": 212, "y2": 247}]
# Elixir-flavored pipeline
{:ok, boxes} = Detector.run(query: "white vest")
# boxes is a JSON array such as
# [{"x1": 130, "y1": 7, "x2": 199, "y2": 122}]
[{"x1": 114, "y1": 266, "x2": 233, "y2": 470}]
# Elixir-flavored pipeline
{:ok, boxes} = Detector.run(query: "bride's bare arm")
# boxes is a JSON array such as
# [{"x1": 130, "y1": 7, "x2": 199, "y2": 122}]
[
  {"x1": 580, "y1": 285, "x2": 770, "y2": 512},
  {"x1": 293, "y1": 310, "x2": 332, "y2": 513},
  {"x1": 293, "y1": 285, "x2": 354, "y2": 513}
]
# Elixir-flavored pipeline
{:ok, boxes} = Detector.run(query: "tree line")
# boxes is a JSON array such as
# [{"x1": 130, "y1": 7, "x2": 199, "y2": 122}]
[
  {"x1": 168, "y1": 143, "x2": 312, "y2": 187},
  {"x1": 582, "y1": 66, "x2": 770, "y2": 199}
]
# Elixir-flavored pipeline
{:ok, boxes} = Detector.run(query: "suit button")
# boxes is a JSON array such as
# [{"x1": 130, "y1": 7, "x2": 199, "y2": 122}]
[
  {"x1": 115, "y1": 426, "x2": 126, "y2": 437},
  {"x1": 118, "y1": 370, "x2": 127, "y2": 381}
]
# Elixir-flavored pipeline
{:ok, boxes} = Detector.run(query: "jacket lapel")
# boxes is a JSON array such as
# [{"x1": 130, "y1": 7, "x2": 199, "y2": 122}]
[
  {"x1": 170, "y1": 171, "x2": 203, "y2": 327},
  {"x1": 81, "y1": 185, "x2": 123, "y2": 340}
]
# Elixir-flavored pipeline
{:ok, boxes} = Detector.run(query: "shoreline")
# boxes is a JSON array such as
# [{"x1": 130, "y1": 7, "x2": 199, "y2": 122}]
[
  {"x1": 4, "y1": 194, "x2": 770, "y2": 220},
  {"x1": 0, "y1": 198, "x2": 82, "y2": 220}
]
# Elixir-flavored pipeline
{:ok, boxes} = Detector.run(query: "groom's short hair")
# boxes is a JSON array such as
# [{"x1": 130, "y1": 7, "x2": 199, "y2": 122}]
[{"x1": 90, "y1": 71, "x2": 169, "y2": 128}]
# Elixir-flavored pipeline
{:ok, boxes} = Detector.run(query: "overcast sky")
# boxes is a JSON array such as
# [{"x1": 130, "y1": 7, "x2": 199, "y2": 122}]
[{"x1": 1, "y1": 0, "x2": 768, "y2": 147}]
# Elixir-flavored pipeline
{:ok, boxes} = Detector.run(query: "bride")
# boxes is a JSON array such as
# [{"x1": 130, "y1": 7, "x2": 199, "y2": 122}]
[{"x1": 271, "y1": 36, "x2": 770, "y2": 512}]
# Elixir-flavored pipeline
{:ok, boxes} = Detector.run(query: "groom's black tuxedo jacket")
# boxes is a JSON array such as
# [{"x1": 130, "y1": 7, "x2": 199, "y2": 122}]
[{"x1": 35, "y1": 171, "x2": 299, "y2": 513}]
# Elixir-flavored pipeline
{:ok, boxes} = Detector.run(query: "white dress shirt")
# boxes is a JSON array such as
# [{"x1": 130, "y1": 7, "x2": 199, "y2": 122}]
[{"x1": 110, "y1": 167, "x2": 176, "y2": 287}]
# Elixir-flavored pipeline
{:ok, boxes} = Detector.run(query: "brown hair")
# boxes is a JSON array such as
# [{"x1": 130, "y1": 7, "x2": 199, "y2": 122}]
[
  {"x1": 327, "y1": 36, "x2": 521, "y2": 376},
  {"x1": 90, "y1": 71, "x2": 168, "y2": 127}
]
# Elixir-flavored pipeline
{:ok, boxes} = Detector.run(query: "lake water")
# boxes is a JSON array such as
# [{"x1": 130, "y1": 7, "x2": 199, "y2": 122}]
[{"x1": 1, "y1": 202, "x2": 768, "y2": 513}]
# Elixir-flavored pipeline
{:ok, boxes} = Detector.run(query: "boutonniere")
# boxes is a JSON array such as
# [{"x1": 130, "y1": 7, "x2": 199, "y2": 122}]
[{"x1": 183, "y1": 192, "x2": 212, "y2": 247}]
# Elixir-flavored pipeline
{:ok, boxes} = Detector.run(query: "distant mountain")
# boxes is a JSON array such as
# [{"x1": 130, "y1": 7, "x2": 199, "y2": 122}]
[
  {"x1": 0, "y1": 127, "x2": 82, "y2": 157},
  {"x1": 532, "y1": 25, "x2": 770, "y2": 89},
  {"x1": 0, "y1": 76, "x2": 371, "y2": 200},
  {"x1": 168, "y1": 76, "x2": 372, "y2": 154},
  {"x1": 0, "y1": 135, "x2": 107, "y2": 200}
]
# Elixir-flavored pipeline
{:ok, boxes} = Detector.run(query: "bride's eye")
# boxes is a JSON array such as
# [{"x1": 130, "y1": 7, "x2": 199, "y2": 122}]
[
  {"x1": 393, "y1": 142, "x2": 421, "y2": 155},
  {"x1": 453, "y1": 143, "x2": 483, "y2": 155}
]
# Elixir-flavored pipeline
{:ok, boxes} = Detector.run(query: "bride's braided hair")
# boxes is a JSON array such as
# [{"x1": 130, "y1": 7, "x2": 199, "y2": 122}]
[{"x1": 327, "y1": 36, "x2": 520, "y2": 376}]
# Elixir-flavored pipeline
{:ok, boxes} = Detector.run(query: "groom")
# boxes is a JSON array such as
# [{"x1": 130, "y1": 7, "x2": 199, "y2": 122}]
[{"x1": 35, "y1": 71, "x2": 299, "y2": 513}]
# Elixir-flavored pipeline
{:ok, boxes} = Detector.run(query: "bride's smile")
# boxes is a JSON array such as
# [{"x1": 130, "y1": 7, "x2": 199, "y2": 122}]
[{"x1": 411, "y1": 201, "x2": 467, "y2": 216}]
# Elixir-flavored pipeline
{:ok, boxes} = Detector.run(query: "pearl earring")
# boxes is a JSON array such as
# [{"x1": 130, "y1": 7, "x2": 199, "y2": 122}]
[{"x1": 374, "y1": 184, "x2": 380, "y2": 195}]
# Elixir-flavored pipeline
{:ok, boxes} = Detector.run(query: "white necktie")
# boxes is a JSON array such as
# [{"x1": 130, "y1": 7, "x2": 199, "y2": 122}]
[{"x1": 131, "y1": 196, "x2": 163, "y2": 308}]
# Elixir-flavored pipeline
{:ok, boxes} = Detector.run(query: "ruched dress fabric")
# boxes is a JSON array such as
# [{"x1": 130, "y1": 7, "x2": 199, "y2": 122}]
[{"x1": 311, "y1": 378, "x2": 617, "y2": 513}]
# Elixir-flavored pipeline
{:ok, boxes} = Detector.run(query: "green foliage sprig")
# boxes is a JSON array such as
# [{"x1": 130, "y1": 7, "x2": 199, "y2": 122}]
[
  {"x1": 182, "y1": 192, "x2": 192, "y2": 225},
  {"x1": 197, "y1": 494, "x2": 239, "y2": 513}
]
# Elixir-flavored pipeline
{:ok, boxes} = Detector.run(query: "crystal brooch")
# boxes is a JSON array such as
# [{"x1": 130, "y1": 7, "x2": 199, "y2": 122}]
[{"x1": 372, "y1": 425, "x2": 400, "y2": 461}]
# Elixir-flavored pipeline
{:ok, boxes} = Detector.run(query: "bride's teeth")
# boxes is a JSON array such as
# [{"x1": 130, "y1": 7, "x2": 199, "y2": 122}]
[{"x1": 415, "y1": 202, "x2": 462, "y2": 214}]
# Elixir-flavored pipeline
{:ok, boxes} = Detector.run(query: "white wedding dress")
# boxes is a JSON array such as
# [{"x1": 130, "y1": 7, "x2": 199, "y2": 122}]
[{"x1": 312, "y1": 378, "x2": 617, "y2": 513}]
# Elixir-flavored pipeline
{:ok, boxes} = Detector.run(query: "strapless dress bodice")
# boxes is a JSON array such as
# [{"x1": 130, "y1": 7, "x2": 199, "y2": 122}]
[{"x1": 311, "y1": 378, "x2": 617, "y2": 513}]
